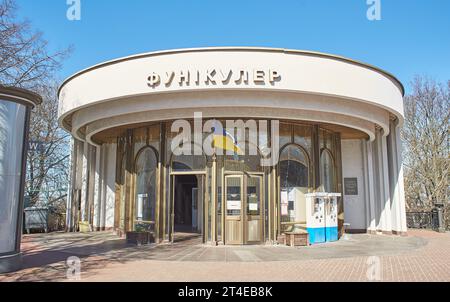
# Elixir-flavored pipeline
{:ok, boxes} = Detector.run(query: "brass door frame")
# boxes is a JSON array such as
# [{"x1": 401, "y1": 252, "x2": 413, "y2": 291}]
[
  {"x1": 170, "y1": 172, "x2": 206, "y2": 243},
  {"x1": 244, "y1": 174, "x2": 264, "y2": 244},
  {"x1": 224, "y1": 174, "x2": 244, "y2": 245},
  {"x1": 224, "y1": 173, "x2": 264, "y2": 245}
]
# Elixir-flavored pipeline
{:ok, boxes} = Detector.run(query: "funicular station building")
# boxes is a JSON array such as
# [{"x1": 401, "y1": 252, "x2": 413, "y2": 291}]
[{"x1": 58, "y1": 47, "x2": 407, "y2": 246}]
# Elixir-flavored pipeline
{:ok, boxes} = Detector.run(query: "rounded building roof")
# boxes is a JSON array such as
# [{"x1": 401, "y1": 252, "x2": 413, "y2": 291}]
[
  {"x1": 0, "y1": 85, "x2": 42, "y2": 108},
  {"x1": 58, "y1": 47, "x2": 404, "y2": 143}
]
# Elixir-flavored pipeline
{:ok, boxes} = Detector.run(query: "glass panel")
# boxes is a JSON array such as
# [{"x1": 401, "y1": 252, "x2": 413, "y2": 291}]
[
  {"x1": 280, "y1": 144, "x2": 308, "y2": 167},
  {"x1": 134, "y1": 127, "x2": 147, "y2": 144},
  {"x1": 226, "y1": 177, "x2": 241, "y2": 216},
  {"x1": 279, "y1": 123, "x2": 292, "y2": 147},
  {"x1": 294, "y1": 124, "x2": 312, "y2": 154},
  {"x1": 134, "y1": 124, "x2": 161, "y2": 158},
  {"x1": 134, "y1": 147, "x2": 157, "y2": 232},
  {"x1": 148, "y1": 124, "x2": 160, "y2": 143},
  {"x1": 247, "y1": 177, "x2": 261, "y2": 215},
  {"x1": 119, "y1": 153, "x2": 126, "y2": 230},
  {"x1": 320, "y1": 149, "x2": 335, "y2": 192},
  {"x1": 224, "y1": 155, "x2": 260, "y2": 172},
  {"x1": 320, "y1": 129, "x2": 334, "y2": 150},
  {"x1": 224, "y1": 142, "x2": 261, "y2": 173},
  {"x1": 279, "y1": 145, "x2": 309, "y2": 232},
  {"x1": 0, "y1": 100, "x2": 26, "y2": 253},
  {"x1": 171, "y1": 145, "x2": 206, "y2": 171}
]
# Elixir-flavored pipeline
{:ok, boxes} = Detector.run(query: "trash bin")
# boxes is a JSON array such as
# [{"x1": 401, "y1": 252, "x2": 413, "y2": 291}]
[{"x1": 24, "y1": 207, "x2": 50, "y2": 233}]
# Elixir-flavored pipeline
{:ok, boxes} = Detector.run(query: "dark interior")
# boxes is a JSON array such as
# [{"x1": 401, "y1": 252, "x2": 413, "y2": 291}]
[{"x1": 174, "y1": 175, "x2": 198, "y2": 234}]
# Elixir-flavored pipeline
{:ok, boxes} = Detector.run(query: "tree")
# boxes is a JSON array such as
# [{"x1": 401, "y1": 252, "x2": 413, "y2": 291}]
[
  {"x1": 26, "y1": 83, "x2": 70, "y2": 209},
  {"x1": 0, "y1": 0, "x2": 69, "y2": 88},
  {"x1": 0, "y1": 0, "x2": 71, "y2": 215},
  {"x1": 402, "y1": 76, "x2": 449, "y2": 228}
]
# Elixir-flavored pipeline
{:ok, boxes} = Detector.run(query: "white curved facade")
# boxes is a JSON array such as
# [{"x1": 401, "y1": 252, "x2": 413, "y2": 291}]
[{"x1": 59, "y1": 47, "x2": 408, "y2": 245}]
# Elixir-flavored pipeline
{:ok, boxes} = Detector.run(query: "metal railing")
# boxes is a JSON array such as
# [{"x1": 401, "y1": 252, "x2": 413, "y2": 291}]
[{"x1": 406, "y1": 211, "x2": 439, "y2": 230}]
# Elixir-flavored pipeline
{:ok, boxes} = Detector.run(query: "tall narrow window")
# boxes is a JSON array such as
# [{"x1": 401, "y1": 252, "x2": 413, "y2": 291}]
[
  {"x1": 135, "y1": 147, "x2": 158, "y2": 232},
  {"x1": 320, "y1": 149, "x2": 335, "y2": 192},
  {"x1": 279, "y1": 144, "x2": 310, "y2": 232},
  {"x1": 119, "y1": 153, "x2": 127, "y2": 230}
]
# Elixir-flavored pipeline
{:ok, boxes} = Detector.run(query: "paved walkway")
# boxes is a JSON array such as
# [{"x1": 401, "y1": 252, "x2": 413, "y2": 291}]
[{"x1": 0, "y1": 229, "x2": 449, "y2": 282}]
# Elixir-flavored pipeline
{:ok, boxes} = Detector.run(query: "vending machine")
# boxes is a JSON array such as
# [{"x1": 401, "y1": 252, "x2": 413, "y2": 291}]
[
  {"x1": 306, "y1": 192, "x2": 341, "y2": 244},
  {"x1": 325, "y1": 193, "x2": 341, "y2": 242},
  {"x1": 305, "y1": 193, "x2": 327, "y2": 244}
]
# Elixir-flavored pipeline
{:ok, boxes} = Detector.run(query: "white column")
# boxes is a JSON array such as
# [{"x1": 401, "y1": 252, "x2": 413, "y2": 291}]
[
  {"x1": 87, "y1": 145, "x2": 96, "y2": 224},
  {"x1": 100, "y1": 145, "x2": 107, "y2": 229},
  {"x1": 93, "y1": 145, "x2": 103, "y2": 230},
  {"x1": 390, "y1": 121, "x2": 407, "y2": 233},
  {"x1": 65, "y1": 138, "x2": 76, "y2": 231},
  {"x1": 104, "y1": 143, "x2": 117, "y2": 229},
  {"x1": 380, "y1": 131, "x2": 392, "y2": 233},
  {"x1": 80, "y1": 142, "x2": 89, "y2": 222},
  {"x1": 364, "y1": 140, "x2": 377, "y2": 232}
]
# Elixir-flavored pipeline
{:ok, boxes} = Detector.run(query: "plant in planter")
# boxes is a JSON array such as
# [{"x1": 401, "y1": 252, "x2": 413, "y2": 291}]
[{"x1": 126, "y1": 222, "x2": 155, "y2": 245}]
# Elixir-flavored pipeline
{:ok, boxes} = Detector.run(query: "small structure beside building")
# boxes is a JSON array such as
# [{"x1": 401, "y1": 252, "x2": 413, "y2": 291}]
[{"x1": 0, "y1": 86, "x2": 41, "y2": 273}]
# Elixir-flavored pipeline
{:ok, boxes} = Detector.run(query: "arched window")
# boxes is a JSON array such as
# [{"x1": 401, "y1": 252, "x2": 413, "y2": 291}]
[
  {"x1": 171, "y1": 144, "x2": 206, "y2": 172},
  {"x1": 224, "y1": 141, "x2": 262, "y2": 173},
  {"x1": 279, "y1": 144, "x2": 310, "y2": 232},
  {"x1": 320, "y1": 148, "x2": 335, "y2": 192},
  {"x1": 134, "y1": 147, "x2": 158, "y2": 232}
]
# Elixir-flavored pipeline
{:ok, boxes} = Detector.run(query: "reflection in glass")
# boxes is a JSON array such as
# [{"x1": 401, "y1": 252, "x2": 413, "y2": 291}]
[
  {"x1": 320, "y1": 149, "x2": 335, "y2": 192},
  {"x1": 279, "y1": 144, "x2": 309, "y2": 232},
  {"x1": 224, "y1": 142, "x2": 261, "y2": 173},
  {"x1": 247, "y1": 177, "x2": 260, "y2": 215},
  {"x1": 119, "y1": 153, "x2": 126, "y2": 230},
  {"x1": 171, "y1": 145, "x2": 206, "y2": 172},
  {"x1": 134, "y1": 147, "x2": 157, "y2": 232},
  {"x1": 0, "y1": 100, "x2": 26, "y2": 253},
  {"x1": 226, "y1": 177, "x2": 241, "y2": 216}
]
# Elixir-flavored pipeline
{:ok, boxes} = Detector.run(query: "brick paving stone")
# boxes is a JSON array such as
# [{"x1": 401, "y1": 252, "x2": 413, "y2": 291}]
[{"x1": 0, "y1": 229, "x2": 449, "y2": 282}]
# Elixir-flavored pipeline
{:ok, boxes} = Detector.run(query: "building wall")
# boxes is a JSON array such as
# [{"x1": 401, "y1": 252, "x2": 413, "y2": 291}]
[
  {"x1": 64, "y1": 124, "x2": 408, "y2": 239},
  {"x1": 341, "y1": 139, "x2": 367, "y2": 231}
]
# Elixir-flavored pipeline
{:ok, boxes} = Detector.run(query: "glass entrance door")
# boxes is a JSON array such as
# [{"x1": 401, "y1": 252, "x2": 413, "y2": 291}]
[
  {"x1": 224, "y1": 175, "x2": 243, "y2": 244},
  {"x1": 224, "y1": 174, "x2": 263, "y2": 245},
  {"x1": 245, "y1": 175, "x2": 263, "y2": 244}
]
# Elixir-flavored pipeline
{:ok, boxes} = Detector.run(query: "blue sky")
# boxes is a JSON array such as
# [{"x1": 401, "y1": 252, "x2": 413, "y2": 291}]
[{"x1": 15, "y1": 0, "x2": 450, "y2": 93}]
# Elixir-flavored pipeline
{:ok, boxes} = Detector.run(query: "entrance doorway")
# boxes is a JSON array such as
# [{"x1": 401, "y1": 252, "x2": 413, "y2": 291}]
[
  {"x1": 224, "y1": 174, "x2": 264, "y2": 245},
  {"x1": 172, "y1": 174, "x2": 204, "y2": 243}
]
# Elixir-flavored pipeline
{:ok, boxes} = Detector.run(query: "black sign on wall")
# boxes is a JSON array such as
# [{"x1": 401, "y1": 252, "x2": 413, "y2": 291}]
[{"x1": 344, "y1": 178, "x2": 358, "y2": 195}]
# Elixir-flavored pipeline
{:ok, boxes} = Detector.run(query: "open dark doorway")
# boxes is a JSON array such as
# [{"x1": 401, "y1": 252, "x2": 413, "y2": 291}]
[{"x1": 173, "y1": 175, "x2": 202, "y2": 243}]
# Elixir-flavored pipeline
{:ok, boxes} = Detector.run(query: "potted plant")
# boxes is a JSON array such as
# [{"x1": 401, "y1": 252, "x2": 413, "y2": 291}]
[{"x1": 126, "y1": 222, "x2": 155, "y2": 245}]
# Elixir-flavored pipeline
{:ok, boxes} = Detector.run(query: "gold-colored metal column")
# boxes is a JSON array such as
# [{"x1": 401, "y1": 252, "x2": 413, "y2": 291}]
[{"x1": 211, "y1": 154, "x2": 217, "y2": 244}]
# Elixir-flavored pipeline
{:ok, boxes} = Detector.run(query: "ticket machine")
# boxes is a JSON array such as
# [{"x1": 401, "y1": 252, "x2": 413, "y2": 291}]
[
  {"x1": 306, "y1": 192, "x2": 341, "y2": 244},
  {"x1": 325, "y1": 193, "x2": 340, "y2": 242},
  {"x1": 305, "y1": 193, "x2": 327, "y2": 244}
]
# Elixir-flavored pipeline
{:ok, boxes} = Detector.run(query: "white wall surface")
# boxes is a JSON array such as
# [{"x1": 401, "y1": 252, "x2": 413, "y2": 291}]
[
  {"x1": 103, "y1": 143, "x2": 117, "y2": 228},
  {"x1": 341, "y1": 139, "x2": 367, "y2": 231}
]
